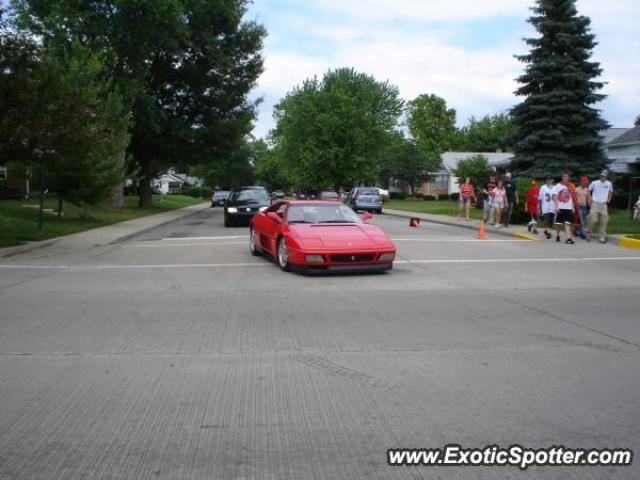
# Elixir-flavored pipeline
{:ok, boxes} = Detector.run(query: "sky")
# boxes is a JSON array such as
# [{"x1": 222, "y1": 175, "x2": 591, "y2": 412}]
[{"x1": 246, "y1": 0, "x2": 640, "y2": 139}]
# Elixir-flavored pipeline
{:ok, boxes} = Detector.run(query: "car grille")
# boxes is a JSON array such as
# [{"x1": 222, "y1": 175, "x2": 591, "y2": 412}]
[{"x1": 330, "y1": 253, "x2": 375, "y2": 263}]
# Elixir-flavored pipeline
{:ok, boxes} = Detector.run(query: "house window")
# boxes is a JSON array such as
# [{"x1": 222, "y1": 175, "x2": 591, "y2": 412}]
[{"x1": 430, "y1": 174, "x2": 449, "y2": 189}]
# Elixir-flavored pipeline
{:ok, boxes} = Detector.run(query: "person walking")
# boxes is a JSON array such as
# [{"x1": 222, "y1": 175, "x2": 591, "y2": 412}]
[
  {"x1": 482, "y1": 174, "x2": 497, "y2": 224},
  {"x1": 586, "y1": 170, "x2": 613, "y2": 243},
  {"x1": 503, "y1": 173, "x2": 519, "y2": 227},
  {"x1": 493, "y1": 179, "x2": 508, "y2": 228},
  {"x1": 524, "y1": 180, "x2": 540, "y2": 234},
  {"x1": 575, "y1": 176, "x2": 590, "y2": 239},
  {"x1": 539, "y1": 176, "x2": 556, "y2": 239},
  {"x1": 552, "y1": 173, "x2": 576, "y2": 244},
  {"x1": 458, "y1": 177, "x2": 476, "y2": 221}
]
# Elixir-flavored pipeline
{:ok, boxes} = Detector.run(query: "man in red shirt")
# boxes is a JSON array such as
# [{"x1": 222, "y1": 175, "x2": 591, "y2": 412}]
[{"x1": 524, "y1": 180, "x2": 540, "y2": 234}]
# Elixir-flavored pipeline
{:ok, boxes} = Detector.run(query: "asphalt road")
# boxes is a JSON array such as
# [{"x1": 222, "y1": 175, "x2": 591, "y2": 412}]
[{"x1": 1, "y1": 207, "x2": 639, "y2": 479}]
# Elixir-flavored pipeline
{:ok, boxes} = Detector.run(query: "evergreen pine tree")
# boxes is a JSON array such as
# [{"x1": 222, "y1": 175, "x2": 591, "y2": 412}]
[{"x1": 511, "y1": 0, "x2": 609, "y2": 177}]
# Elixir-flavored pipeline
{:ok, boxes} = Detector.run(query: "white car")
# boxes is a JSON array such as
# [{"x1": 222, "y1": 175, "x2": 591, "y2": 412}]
[{"x1": 375, "y1": 188, "x2": 390, "y2": 200}]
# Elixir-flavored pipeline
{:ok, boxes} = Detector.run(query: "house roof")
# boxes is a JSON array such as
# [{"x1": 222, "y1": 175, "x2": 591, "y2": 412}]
[
  {"x1": 157, "y1": 172, "x2": 187, "y2": 184},
  {"x1": 441, "y1": 151, "x2": 514, "y2": 173},
  {"x1": 600, "y1": 128, "x2": 631, "y2": 145},
  {"x1": 608, "y1": 125, "x2": 640, "y2": 146}
]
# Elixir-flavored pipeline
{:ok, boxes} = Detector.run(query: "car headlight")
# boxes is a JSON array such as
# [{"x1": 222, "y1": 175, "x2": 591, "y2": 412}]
[
  {"x1": 227, "y1": 207, "x2": 238, "y2": 213},
  {"x1": 378, "y1": 252, "x2": 395, "y2": 261},
  {"x1": 259, "y1": 206, "x2": 268, "y2": 212},
  {"x1": 305, "y1": 254, "x2": 324, "y2": 263}
]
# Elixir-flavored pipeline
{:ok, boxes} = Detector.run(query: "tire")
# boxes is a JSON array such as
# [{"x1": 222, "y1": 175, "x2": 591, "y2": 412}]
[
  {"x1": 276, "y1": 237, "x2": 290, "y2": 271},
  {"x1": 376, "y1": 209, "x2": 382, "y2": 215},
  {"x1": 224, "y1": 213, "x2": 231, "y2": 227},
  {"x1": 249, "y1": 227, "x2": 261, "y2": 256}
]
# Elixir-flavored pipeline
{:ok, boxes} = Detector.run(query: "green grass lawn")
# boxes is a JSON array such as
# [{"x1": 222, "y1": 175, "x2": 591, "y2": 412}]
[
  {"x1": 0, "y1": 195, "x2": 203, "y2": 248},
  {"x1": 385, "y1": 199, "x2": 484, "y2": 220},
  {"x1": 385, "y1": 198, "x2": 640, "y2": 234}
]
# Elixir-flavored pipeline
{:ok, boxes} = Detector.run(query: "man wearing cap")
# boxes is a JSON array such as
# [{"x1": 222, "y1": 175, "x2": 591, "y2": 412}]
[
  {"x1": 575, "y1": 176, "x2": 590, "y2": 240},
  {"x1": 586, "y1": 171, "x2": 613, "y2": 243}
]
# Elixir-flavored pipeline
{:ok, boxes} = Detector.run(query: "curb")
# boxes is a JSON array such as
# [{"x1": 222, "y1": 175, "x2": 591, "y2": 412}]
[
  {"x1": 1, "y1": 202, "x2": 209, "y2": 257},
  {"x1": 512, "y1": 232, "x2": 541, "y2": 242},
  {"x1": 382, "y1": 209, "x2": 526, "y2": 239},
  {"x1": 618, "y1": 236, "x2": 640, "y2": 250},
  {"x1": 108, "y1": 203, "x2": 208, "y2": 244}
]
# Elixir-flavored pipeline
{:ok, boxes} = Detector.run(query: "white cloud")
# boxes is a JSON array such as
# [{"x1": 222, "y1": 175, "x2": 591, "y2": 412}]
[{"x1": 250, "y1": 0, "x2": 640, "y2": 137}]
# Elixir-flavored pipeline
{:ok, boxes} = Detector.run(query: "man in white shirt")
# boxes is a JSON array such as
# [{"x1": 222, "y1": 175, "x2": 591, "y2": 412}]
[
  {"x1": 538, "y1": 176, "x2": 556, "y2": 239},
  {"x1": 552, "y1": 172, "x2": 575, "y2": 244},
  {"x1": 587, "y1": 170, "x2": 613, "y2": 243}
]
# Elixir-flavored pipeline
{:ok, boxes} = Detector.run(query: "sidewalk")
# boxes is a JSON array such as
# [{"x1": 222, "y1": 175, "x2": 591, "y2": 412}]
[
  {"x1": 384, "y1": 208, "x2": 542, "y2": 241},
  {"x1": 1, "y1": 202, "x2": 209, "y2": 258}
]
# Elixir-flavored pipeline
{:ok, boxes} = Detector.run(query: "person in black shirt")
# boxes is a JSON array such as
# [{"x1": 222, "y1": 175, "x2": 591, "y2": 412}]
[{"x1": 503, "y1": 173, "x2": 519, "y2": 227}]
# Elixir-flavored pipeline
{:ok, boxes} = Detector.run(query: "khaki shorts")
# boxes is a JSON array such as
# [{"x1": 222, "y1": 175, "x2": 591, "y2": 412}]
[{"x1": 590, "y1": 202, "x2": 608, "y2": 217}]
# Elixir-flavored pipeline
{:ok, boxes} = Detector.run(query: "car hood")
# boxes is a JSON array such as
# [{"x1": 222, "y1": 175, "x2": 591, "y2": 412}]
[{"x1": 289, "y1": 223, "x2": 394, "y2": 250}]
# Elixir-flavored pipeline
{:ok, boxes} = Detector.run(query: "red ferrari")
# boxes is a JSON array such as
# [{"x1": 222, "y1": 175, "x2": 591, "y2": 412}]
[{"x1": 249, "y1": 200, "x2": 396, "y2": 273}]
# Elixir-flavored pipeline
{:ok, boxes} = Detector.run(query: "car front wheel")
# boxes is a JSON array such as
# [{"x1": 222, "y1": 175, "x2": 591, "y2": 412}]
[
  {"x1": 277, "y1": 237, "x2": 290, "y2": 271},
  {"x1": 249, "y1": 227, "x2": 261, "y2": 256}
]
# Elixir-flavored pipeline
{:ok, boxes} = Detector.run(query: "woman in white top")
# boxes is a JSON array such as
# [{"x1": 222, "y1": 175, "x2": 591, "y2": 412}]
[{"x1": 493, "y1": 180, "x2": 508, "y2": 228}]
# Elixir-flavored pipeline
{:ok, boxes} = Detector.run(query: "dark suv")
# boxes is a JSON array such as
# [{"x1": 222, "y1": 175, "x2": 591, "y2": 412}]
[{"x1": 224, "y1": 187, "x2": 271, "y2": 227}]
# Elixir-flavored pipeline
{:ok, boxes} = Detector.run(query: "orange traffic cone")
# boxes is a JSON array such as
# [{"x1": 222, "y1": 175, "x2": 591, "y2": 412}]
[
  {"x1": 409, "y1": 217, "x2": 420, "y2": 228},
  {"x1": 477, "y1": 220, "x2": 485, "y2": 240}
]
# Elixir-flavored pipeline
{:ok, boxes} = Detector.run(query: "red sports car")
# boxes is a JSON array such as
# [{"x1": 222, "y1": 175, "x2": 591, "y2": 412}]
[{"x1": 249, "y1": 200, "x2": 396, "y2": 273}]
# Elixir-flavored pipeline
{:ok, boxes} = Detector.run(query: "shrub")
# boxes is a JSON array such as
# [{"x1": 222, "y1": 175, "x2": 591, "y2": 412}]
[
  {"x1": 422, "y1": 195, "x2": 437, "y2": 201},
  {"x1": 390, "y1": 191, "x2": 406, "y2": 200},
  {"x1": 449, "y1": 192, "x2": 459, "y2": 202},
  {"x1": 181, "y1": 186, "x2": 211, "y2": 198}
]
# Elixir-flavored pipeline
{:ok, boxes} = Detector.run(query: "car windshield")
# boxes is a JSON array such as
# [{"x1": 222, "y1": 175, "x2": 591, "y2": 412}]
[
  {"x1": 229, "y1": 189, "x2": 269, "y2": 202},
  {"x1": 359, "y1": 189, "x2": 379, "y2": 196},
  {"x1": 214, "y1": 191, "x2": 229, "y2": 197},
  {"x1": 287, "y1": 203, "x2": 362, "y2": 224},
  {"x1": 320, "y1": 191, "x2": 339, "y2": 198}
]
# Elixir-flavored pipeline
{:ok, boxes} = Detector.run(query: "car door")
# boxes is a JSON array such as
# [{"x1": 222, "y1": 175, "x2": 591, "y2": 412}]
[{"x1": 259, "y1": 202, "x2": 287, "y2": 254}]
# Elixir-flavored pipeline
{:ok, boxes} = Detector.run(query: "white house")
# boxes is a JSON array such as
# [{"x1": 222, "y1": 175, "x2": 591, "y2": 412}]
[
  {"x1": 603, "y1": 126, "x2": 640, "y2": 173},
  {"x1": 153, "y1": 170, "x2": 203, "y2": 195},
  {"x1": 420, "y1": 151, "x2": 514, "y2": 196}
]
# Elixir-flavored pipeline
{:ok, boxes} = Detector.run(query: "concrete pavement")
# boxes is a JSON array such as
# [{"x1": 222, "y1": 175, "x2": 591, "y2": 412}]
[{"x1": 0, "y1": 207, "x2": 638, "y2": 479}]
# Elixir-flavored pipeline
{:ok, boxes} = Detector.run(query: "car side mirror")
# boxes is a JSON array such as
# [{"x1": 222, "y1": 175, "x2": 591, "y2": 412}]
[
  {"x1": 361, "y1": 212, "x2": 373, "y2": 222},
  {"x1": 266, "y1": 212, "x2": 283, "y2": 224}
]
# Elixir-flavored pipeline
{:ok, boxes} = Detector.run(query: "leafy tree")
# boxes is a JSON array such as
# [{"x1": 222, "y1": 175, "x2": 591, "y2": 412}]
[
  {"x1": 453, "y1": 113, "x2": 515, "y2": 152},
  {"x1": 451, "y1": 154, "x2": 494, "y2": 196},
  {"x1": 12, "y1": 0, "x2": 266, "y2": 207},
  {"x1": 254, "y1": 140, "x2": 290, "y2": 191},
  {"x1": 272, "y1": 68, "x2": 403, "y2": 191},
  {"x1": 379, "y1": 137, "x2": 441, "y2": 195},
  {"x1": 511, "y1": 0, "x2": 608, "y2": 177},
  {"x1": 0, "y1": 29, "x2": 126, "y2": 217},
  {"x1": 405, "y1": 94, "x2": 457, "y2": 155},
  {"x1": 635, "y1": 115, "x2": 640, "y2": 127},
  {"x1": 189, "y1": 137, "x2": 256, "y2": 190}
]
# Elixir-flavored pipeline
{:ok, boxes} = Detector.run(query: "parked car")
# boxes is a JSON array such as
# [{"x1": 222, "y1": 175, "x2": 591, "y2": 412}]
[
  {"x1": 346, "y1": 187, "x2": 383, "y2": 214},
  {"x1": 223, "y1": 186, "x2": 270, "y2": 227},
  {"x1": 318, "y1": 191, "x2": 340, "y2": 201},
  {"x1": 270, "y1": 190, "x2": 285, "y2": 201},
  {"x1": 249, "y1": 200, "x2": 395, "y2": 273},
  {"x1": 211, "y1": 190, "x2": 230, "y2": 207}
]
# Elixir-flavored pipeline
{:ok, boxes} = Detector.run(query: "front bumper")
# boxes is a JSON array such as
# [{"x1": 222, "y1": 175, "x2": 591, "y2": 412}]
[
  {"x1": 226, "y1": 211, "x2": 258, "y2": 225},
  {"x1": 291, "y1": 262, "x2": 392, "y2": 275}
]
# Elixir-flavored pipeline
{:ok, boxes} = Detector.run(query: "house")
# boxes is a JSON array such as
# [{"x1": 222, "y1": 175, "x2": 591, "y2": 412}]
[
  {"x1": 419, "y1": 151, "x2": 514, "y2": 196},
  {"x1": 153, "y1": 170, "x2": 203, "y2": 194},
  {"x1": 604, "y1": 126, "x2": 640, "y2": 173},
  {"x1": 0, "y1": 165, "x2": 7, "y2": 181}
]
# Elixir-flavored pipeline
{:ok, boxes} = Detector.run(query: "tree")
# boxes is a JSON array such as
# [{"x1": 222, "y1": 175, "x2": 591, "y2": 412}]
[
  {"x1": 254, "y1": 140, "x2": 290, "y2": 191},
  {"x1": 451, "y1": 155, "x2": 494, "y2": 196},
  {"x1": 12, "y1": 0, "x2": 266, "y2": 207},
  {"x1": 454, "y1": 113, "x2": 515, "y2": 152},
  {"x1": 635, "y1": 115, "x2": 640, "y2": 127},
  {"x1": 272, "y1": 68, "x2": 403, "y2": 191},
  {"x1": 405, "y1": 94, "x2": 457, "y2": 155},
  {"x1": 511, "y1": 0, "x2": 608, "y2": 177},
  {"x1": 0, "y1": 28, "x2": 125, "y2": 218},
  {"x1": 379, "y1": 137, "x2": 442, "y2": 195}
]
